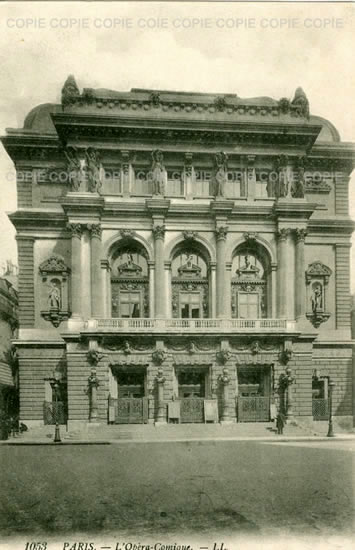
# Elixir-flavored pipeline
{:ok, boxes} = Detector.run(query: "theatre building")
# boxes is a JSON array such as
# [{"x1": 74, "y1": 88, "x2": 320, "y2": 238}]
[{"x1": 2, "y1": 77, "x2": 355, "y2": 430}]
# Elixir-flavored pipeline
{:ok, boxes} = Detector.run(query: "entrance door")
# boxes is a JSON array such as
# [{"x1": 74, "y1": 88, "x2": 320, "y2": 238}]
[
  {"x1": 114, "y1": 371, "x2": 148, "y2": 424},
  {"x1": 312, "y1": 377, "x2": 329, "y2": 420},
  {"x1": 237, "y1": 366, "x2": 270, "y2": 422},
  {"x1": 178, "y1": 369, "x2": 206, "y2": 423}
]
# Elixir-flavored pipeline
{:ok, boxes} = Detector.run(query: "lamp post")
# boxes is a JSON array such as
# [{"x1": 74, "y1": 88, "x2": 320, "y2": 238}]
[
  {"x1": 327, "y1": 379, "x2": 336, "y2": 438},
  {"x1": 50, "y1": 372, "x2": 62, "y2": 443}
]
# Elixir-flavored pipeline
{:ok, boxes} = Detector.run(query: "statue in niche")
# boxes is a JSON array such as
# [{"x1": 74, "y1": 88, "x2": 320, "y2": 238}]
[
  {"x1": 214, "y1": 152, "x2": 228, "y2": 198},
  {"x1": 85, "y1": 148, "x2": 102, "y2": 193},
  {"x1": 244, "y1": 255, "x2": 251, "y2": 270},
  {"x1": 48, "y1": 282, "x2": 61, "y2": 310},
  {"x1": 63, "y1": 146, "x2": 82, "y2": 191},
  {"x1": 312, "y1": 284, "x2": 323, "y2": 312},
  {"x1": 149, "y1": 150, "x2": 165, "y2": 196},
  {"x1": 292, "y1": 157, "x2": 306, "y2": 198},
  {"x1": 127, "y1": 253, "x2": 134, "y2": 266}
]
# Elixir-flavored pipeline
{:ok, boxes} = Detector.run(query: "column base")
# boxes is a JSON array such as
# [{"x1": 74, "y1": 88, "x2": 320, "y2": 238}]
[
  {"x1": 155, "y1": 420, "x2": 167, "y2": 426},
  {"x1": 220, "y1": 420, "x2": 234, "y2": 425},
  {"x1": 67, "y1": 317, "x2": 84, "y2": 331}
]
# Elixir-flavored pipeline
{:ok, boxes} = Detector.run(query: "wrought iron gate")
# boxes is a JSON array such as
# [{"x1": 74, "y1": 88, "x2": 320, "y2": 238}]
[
  {"x1": 237, "y1": 396, "x2": 270, "y2": 422},
  {"x1": 43, "y1": 401, "x2": 67, "y2": 425},
  {"x1": 180, "y1": 398, "x2": 205, "y2": 423},
  {"x1": 109, "y1": 396, "x2": 148, "y2": 424},
  {"x1": 312, "y1": 398, "x2": 329, "y2": 420}
]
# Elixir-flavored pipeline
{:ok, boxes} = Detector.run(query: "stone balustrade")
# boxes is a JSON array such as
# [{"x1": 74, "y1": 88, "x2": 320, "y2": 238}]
[{"x1": 84, "y1": 317, "x2": 296, "y2": 333}]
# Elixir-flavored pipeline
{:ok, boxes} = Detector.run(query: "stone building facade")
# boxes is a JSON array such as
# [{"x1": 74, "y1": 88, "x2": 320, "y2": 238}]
[
  {"x1": 0, "y1": 263, "x2": 18, "y2": 416},
  {"x1": 2, "y1": 77, "x2": 355, "y2": 430}
]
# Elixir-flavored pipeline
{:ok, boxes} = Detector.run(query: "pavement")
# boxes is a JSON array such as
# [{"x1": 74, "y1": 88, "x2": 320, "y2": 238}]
[
  {"x1": 2, "y1": 420, "x2": 355, "y2": 444},
  {"x1": 0, "y1": 438, "x2": 354, "y2": 543}
]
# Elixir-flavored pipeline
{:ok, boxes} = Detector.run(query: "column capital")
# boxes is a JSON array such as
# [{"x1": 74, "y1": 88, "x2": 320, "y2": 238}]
[
  {"x1": 87, "y1": 223, "x2": 102, "y2": 240},
  {"x1": 67, "y1": 223, "x2": 83, "y2": 239},
  {"x1": 295, "y1": 228, "x2": 307, "y2": 243},
  {"x1": 277, "y1": 228, "x2": 291, "y2": 242},
  {"x1": 215, "y1": 226, "x2": 228, "y2": 241},
  {"x1": 152, "y1": 225, "x2": 166, "y2": 240}
]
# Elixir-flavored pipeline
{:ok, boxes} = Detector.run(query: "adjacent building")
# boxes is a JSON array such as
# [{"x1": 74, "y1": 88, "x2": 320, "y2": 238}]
[
  {"x1": 2, "y1": 77, "x2": 355, "y2": 430},
  {"x1": 0, "y1": 261, "x2": 18, "y2": 417}
]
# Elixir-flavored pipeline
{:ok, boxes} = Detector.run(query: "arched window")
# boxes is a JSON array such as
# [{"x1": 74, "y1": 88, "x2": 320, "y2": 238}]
[
  {"x1": 110, "y1": 242, "x2": 149, "y2": 318},
  {"x1": 171, "y1": 245, "x2": 209, "y2": 319},
  {"x1": 231, "y1": 244, "x2": 270, "y2": 319}
]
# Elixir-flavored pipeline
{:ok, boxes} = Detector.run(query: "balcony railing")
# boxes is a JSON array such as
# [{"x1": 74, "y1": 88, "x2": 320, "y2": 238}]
[{"x1": 84, "y1": 318, "x2": 297, "y2": 333}]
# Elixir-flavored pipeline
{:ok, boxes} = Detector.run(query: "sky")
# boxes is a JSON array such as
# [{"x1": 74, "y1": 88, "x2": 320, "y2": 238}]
[{"x1": 0, "y1": 1, "x2": 354, "y2": 287}]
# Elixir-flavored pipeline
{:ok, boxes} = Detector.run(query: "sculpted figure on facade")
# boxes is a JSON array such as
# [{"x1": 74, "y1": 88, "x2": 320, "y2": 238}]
[
  {"x1": 292, "y1": 156, "x2": 306, "y2": 198},
  {"x1": 85, "y1": 148, "x2": 103, "y2": 193},
  {"x1": 149, "y1": 150, "x2": 165, "y2": 196},
  {"x1": 63, "y1": 146, "x2": 82, "y2": 191},
  {"x1": 48, "y1": 282, "x2": 61, "y2": 310},
  {"x1": 214, "y1": 152, "x2": 228, "y2": 198},
  {"x1": 312, "y1": 283, "x2": 323, "y2": 312},
  {"x1": 61, "y1": 75, "x2": 80, "y2": 107},
  {"x1": 291, "y1": 87, "x2": 310, "y2": 119}
]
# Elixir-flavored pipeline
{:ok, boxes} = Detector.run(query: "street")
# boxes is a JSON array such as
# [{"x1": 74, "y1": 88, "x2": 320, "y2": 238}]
[{"x1": 0, "y1": 440, "x2": 353, "y2": 544}]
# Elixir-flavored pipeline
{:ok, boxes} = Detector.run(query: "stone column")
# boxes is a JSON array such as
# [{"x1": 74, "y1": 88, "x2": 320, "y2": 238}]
[
  {"x1": 67, "y1": 223, "x2": 83, "y2": 318},
  {"x1": 88, "y1": 368, "x2": 99, "y2": 422},
  {"x1": 271, "y1": 262, "x2": 277, "y2": 318},
  {"x1": 220, "y1": 367, "x2": 231, "y2": 423},
  {"x1": 215, "y1": 226, "x2": 228, "y2": 318},
  {"x1": 277, "y1": 228, "x2": 290, "y2": 319},
  {"x1": 295, "y1": 229, "x2": 307, "y2": 320},
  {"x1": 152, "y1": 225, "x2": 166, "y2": 319},
  {"x1": 210, "y1": 263, "x2": 217, "y2": 318},
  {"x1": 88, "y1": 224, "x2": 103, "y2": 318},
  {"x1": 224, "y1": 262, "x2": 232, "y2": 318},
  {"x1": 148, "y1": 261, "x2": 155, "y2": 318},
  {"x1": 155, "y1": 367, "x2": 166, "y2": 424}
]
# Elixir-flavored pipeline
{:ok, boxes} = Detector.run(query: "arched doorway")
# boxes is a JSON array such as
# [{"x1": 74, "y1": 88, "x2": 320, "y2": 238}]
[
  {"x1": 171, "y1": 243, "x2": 210, "y2": 319},
  {"x1": 231, "y1": 242, "x2": 271, "y2": 319},
  {"x1": 110, "y1": 240, "x2": 149, "y2": 318}
]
